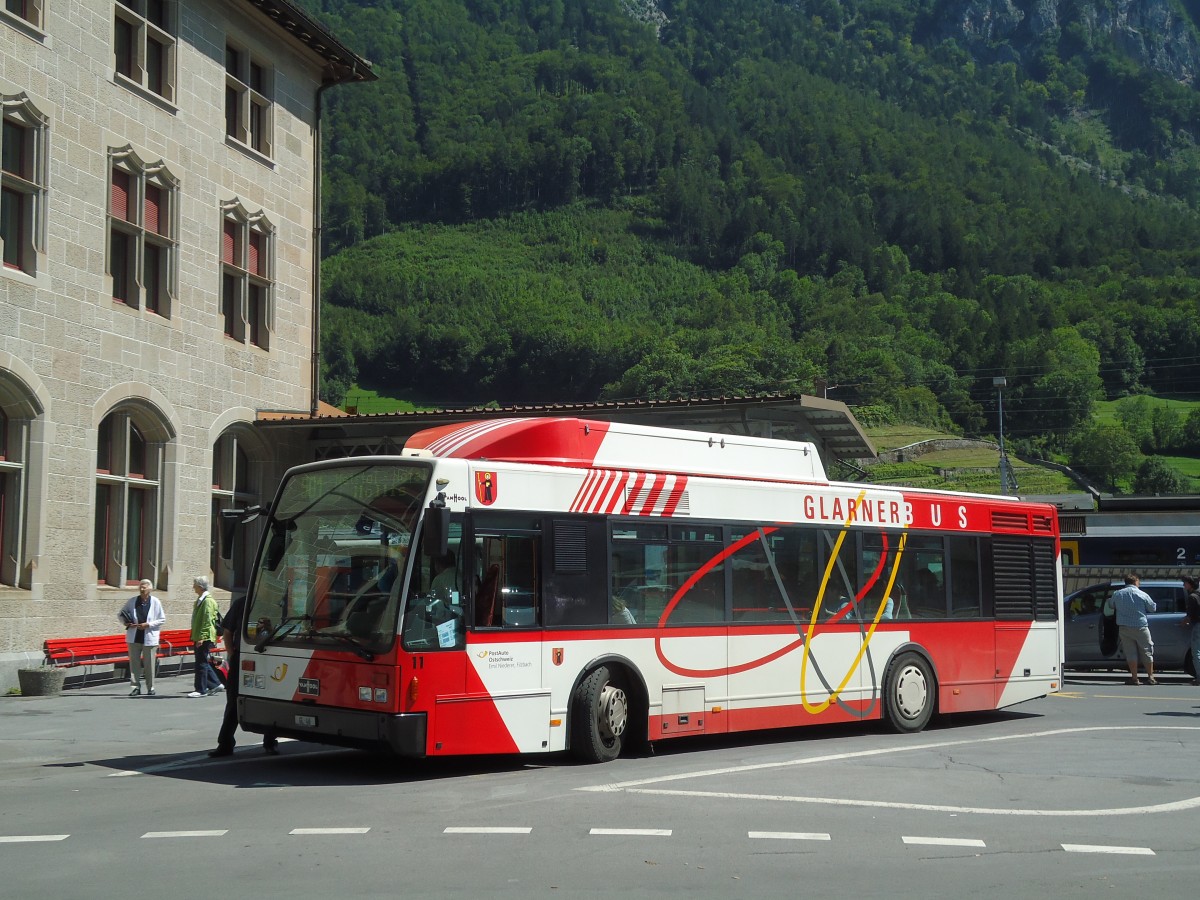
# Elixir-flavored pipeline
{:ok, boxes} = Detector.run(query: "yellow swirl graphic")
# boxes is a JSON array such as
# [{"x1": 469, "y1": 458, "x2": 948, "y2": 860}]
[{"x1": 800, "y1": 490, "x2": 908, "y2": 713}]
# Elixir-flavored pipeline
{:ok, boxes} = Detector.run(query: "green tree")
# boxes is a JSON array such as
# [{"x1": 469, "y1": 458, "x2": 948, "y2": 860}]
[
  {"x1": 1114, "y1": 395, "x2": 1154, "y2": 451},
  {"x1": 1069, "y1": 422, "x2": 1141, "y2": 491},
  {"x1": 1185, "y1": 408, "x2": 1200, "y2": 451},
  {"x1": 1132, "y1": 457, "x2": 1187, "y2": 495},
  {"x1": 1149, "y1": 405, "x2": 1183, "y2": 453}
]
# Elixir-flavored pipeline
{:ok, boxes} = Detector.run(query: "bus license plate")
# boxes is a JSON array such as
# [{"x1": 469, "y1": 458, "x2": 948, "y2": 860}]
[{"x1": 295, "y1": 715, "x2": 318, "y2": 728}]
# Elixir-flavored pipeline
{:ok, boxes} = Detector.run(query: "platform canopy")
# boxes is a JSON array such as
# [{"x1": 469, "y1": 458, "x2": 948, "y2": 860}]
[{"x1": 257, "y1": 392, "x2": 877, "y2": 473}]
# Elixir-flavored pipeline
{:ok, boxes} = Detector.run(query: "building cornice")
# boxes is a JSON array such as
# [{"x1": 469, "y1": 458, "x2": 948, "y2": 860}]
[{"x1": 242, "y1": 0, "x2": 377, "y2": 84}]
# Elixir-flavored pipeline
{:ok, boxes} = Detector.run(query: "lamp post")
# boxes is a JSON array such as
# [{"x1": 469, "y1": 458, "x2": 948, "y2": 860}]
[{"x1": 993, "y1": 376, "x2": 1018, "y2": 495}]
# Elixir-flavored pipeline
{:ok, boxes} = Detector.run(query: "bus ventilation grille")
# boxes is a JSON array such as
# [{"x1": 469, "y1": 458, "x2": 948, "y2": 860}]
[
  {"x1": 1031, "y1": 514, "x2": 1056, "y2": 534},
  {"x1": 991, "y1": 510, "x2": 1030, "y2": 532}
]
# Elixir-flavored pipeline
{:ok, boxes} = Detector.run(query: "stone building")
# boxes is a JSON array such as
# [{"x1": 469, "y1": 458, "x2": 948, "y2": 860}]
[{"x1": 0, "y1": 0, "x2": 372, "y2": 687}]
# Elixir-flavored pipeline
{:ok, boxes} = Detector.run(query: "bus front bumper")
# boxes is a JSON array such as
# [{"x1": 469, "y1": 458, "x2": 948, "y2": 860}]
[{"x1": 238, "y1": 696, "x2": 427, "y2": 757}]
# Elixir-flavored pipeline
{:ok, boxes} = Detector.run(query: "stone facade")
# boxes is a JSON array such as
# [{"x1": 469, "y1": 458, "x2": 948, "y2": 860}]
[{"x1": 0, "y1": 1, "x2": 370, "y2": 688}]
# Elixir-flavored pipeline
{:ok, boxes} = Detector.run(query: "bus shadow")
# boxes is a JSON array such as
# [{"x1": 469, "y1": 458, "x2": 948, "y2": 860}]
[
  {"x1": 621, "y1": 708, "x2": 1044, "y2": 762},
  {"x1": 75, "y1": 708, "x2": 1047, "y2": 786},
  {"x1": 80, "y1": 744, "x2": 541, "y2": 788}
]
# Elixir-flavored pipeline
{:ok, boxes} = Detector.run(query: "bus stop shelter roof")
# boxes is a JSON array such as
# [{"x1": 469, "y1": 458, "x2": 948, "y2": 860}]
[{"x1": 257, "y1": 393, "x2": 877, "y2": 468}]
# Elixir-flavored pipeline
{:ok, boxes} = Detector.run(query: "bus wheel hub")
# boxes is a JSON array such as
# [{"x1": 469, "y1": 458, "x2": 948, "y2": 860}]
[{"x1": 600, "y1": 685, "x2": 628, "y2": 739}]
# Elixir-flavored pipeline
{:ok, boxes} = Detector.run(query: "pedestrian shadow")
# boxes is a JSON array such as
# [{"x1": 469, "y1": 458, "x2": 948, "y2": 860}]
[{"x1": 1145, "y1": 709, "x2": 1200, "y2": 718}]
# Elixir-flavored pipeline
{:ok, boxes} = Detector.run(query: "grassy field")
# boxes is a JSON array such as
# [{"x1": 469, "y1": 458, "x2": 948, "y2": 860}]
[
  {"x1": 863, "y1": 457, "x2": 1080, "y2": 496},
  {"x1": 341, "y1": 387, "x2": 421, "y2": 415},
  {"x1": 1093, "y1": 396, "x2": 1200, "y2": 425},
  {"x1": 865, "y1": 424, "x2": 971, "y2": 452}
]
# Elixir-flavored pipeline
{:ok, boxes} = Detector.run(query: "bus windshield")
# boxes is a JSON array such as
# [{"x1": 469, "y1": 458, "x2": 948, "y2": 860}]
[{"x1": 246, "y1": 462, "x2": 432, "y2": 655}]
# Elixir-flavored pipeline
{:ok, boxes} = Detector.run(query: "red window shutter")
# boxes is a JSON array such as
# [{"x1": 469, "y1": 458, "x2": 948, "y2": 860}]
[
  {"x1": 111, "y1": 170, "x2": 131, "y2": 221},
  {"x1": 145, "y1": 185, "x2": 162, "y2": 235},
  {"x1": 223, "y1": 220, "x2": 237, "y2": 265},
  {"x1": 248, "y1": 231, "x2": 263, "y2": 275}
]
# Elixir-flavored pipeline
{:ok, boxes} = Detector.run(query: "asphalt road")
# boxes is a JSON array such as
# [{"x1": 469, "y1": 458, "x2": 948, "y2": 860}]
[{"x1": 2, "y1": 671, "x2": 1199, "y2": 898}]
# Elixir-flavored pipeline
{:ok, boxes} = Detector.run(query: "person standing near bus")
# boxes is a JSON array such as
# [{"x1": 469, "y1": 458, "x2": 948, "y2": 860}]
[
  {"x1": 1111, "y1": 573, "x2": 1157, "y2": 685},
  {"x1": 119, "y1": 578, "x2": 165, "y2": 696},
  {"x1": 1182, "y1": 575, "x2": 1200, "y2": 686},
  {"x1": 188, "y1": 576, "x2": 223, "y2": 698},
  {"x1": 208, "y1": 594, "x2": 278, "y2": 757}
]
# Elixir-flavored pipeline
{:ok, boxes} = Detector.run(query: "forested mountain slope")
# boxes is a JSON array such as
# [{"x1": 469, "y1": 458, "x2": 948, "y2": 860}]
[{"x1": 301, "y1": 0, "x2": 1200, "y2": 471}]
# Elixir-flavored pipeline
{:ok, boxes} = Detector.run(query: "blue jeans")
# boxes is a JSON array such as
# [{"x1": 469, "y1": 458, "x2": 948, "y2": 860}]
[
  {"x1": 194, "y1": 641, "x2": 222, "y2": 693},
  {"x1": 1191, "y1": 624, "x2": 1200, "y2": 679}
]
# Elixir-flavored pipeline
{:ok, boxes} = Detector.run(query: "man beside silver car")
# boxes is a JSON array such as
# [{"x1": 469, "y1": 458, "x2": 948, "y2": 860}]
[{"x1": 1108, "y1": 574, "x2": 1157, "y2": 685}]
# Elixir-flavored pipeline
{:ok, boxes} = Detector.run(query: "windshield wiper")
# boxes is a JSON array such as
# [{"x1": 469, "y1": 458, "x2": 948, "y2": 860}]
[
  {"x1": 320, "y1": 633, "x2": 376, "y2": 661},
  {"x1": 254, "y1": 615, "x2": 313, "y2": 652}
]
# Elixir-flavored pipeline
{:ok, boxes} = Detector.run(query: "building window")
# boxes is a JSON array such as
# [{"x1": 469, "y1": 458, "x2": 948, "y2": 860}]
[
  {"x1": 3, "y1": 0, "x2": 43, "y2": 28},
  {"x1": 113, "y1": 0, "x2": 176, "y2": 103},
  {"x1": 0, "y1": 388, "x2": 35, "y2": 589},
  {"x1": 225, "y1": 43, "x2": 273, "y2": 157},
  {"x1": 221, "y1": 202, "x2": 273, "y2": 349},
  {"x1": 1, "y1": 95, "x2": 47, "y2": 275},
  {"x1": 108, "y1": 147, "x2": 177, "y2": 315},
  {"x1": 211, "y1": 430, "x2": 257, "y2": 591},
  {"x1": 94, "y1": 408, "x2": 164, "y2": 587}
]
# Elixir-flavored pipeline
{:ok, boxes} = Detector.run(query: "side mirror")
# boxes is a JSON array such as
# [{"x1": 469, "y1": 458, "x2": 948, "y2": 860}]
[
  {"x1": 422, "y1": 502, "x2": 449, "y2": 559},
  {"x1": 219, "y1": 517, "x2": 238, "y2": 560},
  {"x1": 219, "y1": 505, "x2": 262, "y2": 559},
  {"x1": 264, "y1": 520, "x2": 292, "y2": 571}
]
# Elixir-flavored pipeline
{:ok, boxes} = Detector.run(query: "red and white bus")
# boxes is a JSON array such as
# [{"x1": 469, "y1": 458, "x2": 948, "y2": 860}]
[{"x1": 236, "y1": 417, "x2": 1062, "y2": 762}]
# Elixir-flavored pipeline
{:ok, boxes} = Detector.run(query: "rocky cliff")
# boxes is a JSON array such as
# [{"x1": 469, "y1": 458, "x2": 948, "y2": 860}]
[{"x1": 939, "y1": 0, "x2": 1200, "y2": 84}]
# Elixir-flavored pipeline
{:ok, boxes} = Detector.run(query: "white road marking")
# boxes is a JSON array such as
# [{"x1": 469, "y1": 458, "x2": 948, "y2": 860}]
[
  {"x1": 1062, "y1": 843, "x2": 1154, "y2": 856},
  {"x1": 607, "y1": 786, "x2": 1200, "y2": 817},
  {"x1": 902, "y1": 836, "x2": 986, "y2": 848},
  {"x1": 749, "y1": 831, "x2": 831, "y2": 841},
  {"x1": 0, "y1": 835, "x2": 69, "y2": 843},
  {"x1": 443, "y1": 827, "x2": 532, "y2": 834},
  {"x1": 589, "y1": 828, "x2": 671, "y2": 836},
  {"x1": 289, "y1": 828, "x2": 370, "y2": 835},
  {"x1": 143, "y1": 830, "x2": 227, "y2": 838},
  {"x1": 581, "y1": 725, "x2": 1200, "y2": 817}
]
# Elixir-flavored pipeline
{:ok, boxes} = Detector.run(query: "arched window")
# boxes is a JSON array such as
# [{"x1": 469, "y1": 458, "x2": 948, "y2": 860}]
[
  {"x1": 0, "y1": 371, "x2": 39, "y2": 588},
  {"x1": 210, "y1": 429, "x2": 259, "y2": 591},
  {"x1": 94, "y1": 407, "x2": 165, "y2": 587}
]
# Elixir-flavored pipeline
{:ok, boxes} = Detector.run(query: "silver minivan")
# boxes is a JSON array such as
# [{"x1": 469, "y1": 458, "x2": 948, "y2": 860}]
[{"x1": 1063, "y1": 580, "x2": 1193, "y2": 673}]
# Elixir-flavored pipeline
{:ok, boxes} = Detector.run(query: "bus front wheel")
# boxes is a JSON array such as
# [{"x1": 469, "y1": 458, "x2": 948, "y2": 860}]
[
  {"x1": 571, "y1": 665, "x2": 628, "y2": 763},
  {"x1": 883, "y1": 652, "x2": 935, "y2": 733}
]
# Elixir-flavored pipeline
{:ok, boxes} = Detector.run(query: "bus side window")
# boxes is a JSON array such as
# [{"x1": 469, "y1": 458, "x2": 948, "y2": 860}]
[
  {"x1": 403, "y1": 517, "x2": 466, "y2": 650},
  {"x1": 467, "y1": 515, "x2": 543, "y2": 629},
  {"x1": 948, "y1": 536, "x2": 981, "y2": 618},
  {"x1": 608, "y1": 521, "x2": 668, "y2": 626},
  {"x1": 668, "y1": 524, "x2": 726, "y2": 624}
]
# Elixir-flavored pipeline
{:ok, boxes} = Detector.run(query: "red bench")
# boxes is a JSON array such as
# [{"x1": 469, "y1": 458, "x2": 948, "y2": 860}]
[{"x1": 43, "y1": 629, "x2": 223, "y2": 685}]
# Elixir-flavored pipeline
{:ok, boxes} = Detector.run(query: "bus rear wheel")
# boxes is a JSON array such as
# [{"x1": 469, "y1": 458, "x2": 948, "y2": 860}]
[
  {"x1": 571, "y1": 665, "x2": 628, "y2": 763},
  {"x1": 883, "y1": 652, "x2": 935, "y2": 733}
]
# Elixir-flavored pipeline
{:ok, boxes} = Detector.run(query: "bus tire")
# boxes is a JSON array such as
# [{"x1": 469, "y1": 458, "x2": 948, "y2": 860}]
[
  {"x1": 571, "y1": 665, "x2": 628, "y2": 763},
  {"x1": 883, "y1": 652, "x2": 935, "y2": 734}
]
